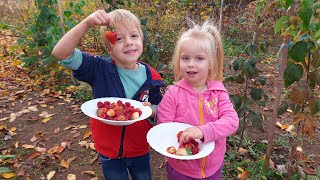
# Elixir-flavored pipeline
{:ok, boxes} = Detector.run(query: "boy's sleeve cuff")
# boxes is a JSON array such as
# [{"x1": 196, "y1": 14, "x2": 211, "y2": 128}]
[
  {"x1": 59, "y1": 49, "x2": 83, "y2": 70},
  {"x1": 147, "y1": 105, "x2": 158, "y2": 125}
]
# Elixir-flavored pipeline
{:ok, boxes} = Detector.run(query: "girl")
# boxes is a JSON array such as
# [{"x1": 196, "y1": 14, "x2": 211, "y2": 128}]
[{"x1": 157, "y1": 20, "x2": 239, "y2": 179}]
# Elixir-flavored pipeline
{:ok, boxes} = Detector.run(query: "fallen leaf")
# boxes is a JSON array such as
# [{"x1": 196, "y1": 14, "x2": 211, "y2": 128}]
[
  {"x1": 1, "y1": 172, "x2": 15, "y2": 179},
  {"x1": 60, "y1": 159, "x2": 70, "y2": 169},
  {"x1": 54, "y1": 128, "x2": 60, "y2": 134},
  {"x1": 22, "y1": 144, "x2": 35, "y2": 149},
  {"x1": 79, "y1": 125, "x2": 87, "y2": 129},
  {"x1": 39, "y1": 104, "x2": 47, "y2": 108},
  {"x1": 285, "y1": 125, "x2": 294, "y2": 133},
  {"x1": 83, "y1": 130, "x2": 91, "y2": 140},
  {"x1": 27, "y1": 106, "x2": 38, "y2": 112},
  {"x1": 17, "y1": 170, "x2": 25, "y2": 176},
  {"x1": 78, "y1": 141, "x2": 90, "y2": 149},
  {"x1": 303, "y1": 166, "x2": 315, "y2": 175},
  {"x1": 275, "y1": 121, "x2": 282, "y2": 128},
  {"x1": 89, "y1": 143, "x2": 95, "y2": 150},
  {"x1": 90, "y1": 154, "x2": 99, "y2": 165},
  {"x1": 30, "y1": 136, "x2": 38, "y2": 142},
  {"x1": 9, "y1": 113, "x2": 16, "y2": 122},
  {"x1": 47, "y1": 171, "x2": 56, "y2": 180},
  {"x1": 72, "y1": 132, "x2": 81, "y2": 139},
  {"x1": 39, "y1": 111, "x2": 49, "y2": 117},
  {"x1": 238, "y1": 147, "x2": 249, "y2": 155},
  {"x1": 82, "y1": 171, "x2": 95, "y2": 176},
  {"x1": 0, "y1": 117, "x2": 9, "y2": 121},
  {"x1": 237, "y1": 167, "x2": 250, "y2": 180},
  {"x1": 67, "y1": 174, "x2": 76, "y2": 180},
  {"x1": 35, "y1": 147, "x2": 46, "y2": 153},
  {"x1": 42, "y1": 117, "x2": 52, "y2": 123},
  {"x1": 27, "y1": 152, "x2": 42, "y2": 159}
]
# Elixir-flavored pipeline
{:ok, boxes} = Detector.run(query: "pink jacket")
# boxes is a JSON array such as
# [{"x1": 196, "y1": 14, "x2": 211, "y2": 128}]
[{"x1": 157, "y1": 79, "x2": 239, "y2": 179}]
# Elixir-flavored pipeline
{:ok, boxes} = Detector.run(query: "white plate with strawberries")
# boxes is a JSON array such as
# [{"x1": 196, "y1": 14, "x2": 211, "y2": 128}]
[
  {"x1": 81, "y1": 97, "x2": 152, "y2": 126},
  {"x1": 147, "y1": 122, "x2": 215, "y2": 160}
]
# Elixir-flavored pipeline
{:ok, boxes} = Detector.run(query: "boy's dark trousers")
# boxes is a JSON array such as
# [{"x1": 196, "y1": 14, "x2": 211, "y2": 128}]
[{"x1": 99, "y1": 153, "x2": 152, "y2": 180}]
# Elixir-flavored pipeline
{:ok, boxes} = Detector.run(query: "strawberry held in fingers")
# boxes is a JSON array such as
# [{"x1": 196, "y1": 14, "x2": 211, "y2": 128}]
[{"x1": 105, "y1": 31, "x2": 117, "y2": 44}]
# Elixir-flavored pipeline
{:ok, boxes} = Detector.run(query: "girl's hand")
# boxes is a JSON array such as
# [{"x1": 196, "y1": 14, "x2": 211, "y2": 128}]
[
  {"x1": 142, "y1": 102, "x2": 155, "y2": 118},
  {"x1": 179, "y1": 127, "x2": 204, "y2": 145},
  {"x1": 83, "y1": 10, "x2": 110, "y2": 27}
]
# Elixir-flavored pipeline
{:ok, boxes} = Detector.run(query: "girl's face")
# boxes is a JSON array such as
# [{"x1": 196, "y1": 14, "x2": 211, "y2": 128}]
[
  {"x1": 107, "y1": 24, "x2": 143, "y2": 70},
  {"x1": 179, "y1": 38, "x2": 210, "y2": 88}
]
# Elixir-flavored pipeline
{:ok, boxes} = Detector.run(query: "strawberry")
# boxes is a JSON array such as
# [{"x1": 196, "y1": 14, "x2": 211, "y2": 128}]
[
  {"x1": 166, "y1": 146, "x2": 176, "y2": 154},
  {"x1": 185, "y1": 142, "x2": 193, "y2": 149},
  {"x1": 131, "y1": 112, "x2": 139, "y2": 119},
  {"x1": 105, "y1": 31, "x2": 117, "y2": 44},
  {"x1": 106, "y1": 109, "x2": 115, "y2": 117},
  {"x1": 96, "y1": 108, "x2": 104, "y2": 117},
  {"x1": 177, "y1": 131, "x2": 183, "y2": 142},
  {"x1": 97, "y1": 101, "x2": 104, "y2": 108},
  {"x1": 191, "y1": 146, "x2": 199, "y2": 155}
]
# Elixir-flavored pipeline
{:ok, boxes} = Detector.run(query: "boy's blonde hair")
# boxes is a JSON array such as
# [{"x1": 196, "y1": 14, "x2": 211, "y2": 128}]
[
  {"x1": 100, "y1": 9, "x2": 143, "y2": 49},
  {"x1": 171, "y1": 20, "x2": 224, "y2": 81}
]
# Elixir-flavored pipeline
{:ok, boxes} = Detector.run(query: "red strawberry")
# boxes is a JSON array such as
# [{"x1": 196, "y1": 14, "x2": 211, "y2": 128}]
[
  {"x1": 97, "y1": 101, "x2": 104, "y2": 108},
  {"x1": 105, "y1": 31, "x2": 117, "y2": 44},
  {"x1": 177, "y1": 131, "x2": 183, "y2": 142},
  {"x1": 166, "y1": 146, "x2": 176, "y2": 154},
  {"x1": 97, "y1": 108, "x2": 104, "y2": 117},
  {"x1": 191, "y1": 146, "x2": 199, "y2": 155},
  {"x1": 185, "y1": 142, "x2": 193, "y2": 149}
]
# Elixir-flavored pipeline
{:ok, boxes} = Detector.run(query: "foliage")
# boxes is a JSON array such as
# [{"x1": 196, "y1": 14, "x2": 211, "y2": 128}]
[
  {"x1": 226, "y1": 35, "x2": 269, "y2": 146},
  {"x1": 223, "y1": 138, "x2": 284, "y2": 179},
  {"x1": 257, "y1": 0, "x2": 320, "y2": 177},
  {"x1": 273, "y1": 0, "x2": 320, "y2": 137}
]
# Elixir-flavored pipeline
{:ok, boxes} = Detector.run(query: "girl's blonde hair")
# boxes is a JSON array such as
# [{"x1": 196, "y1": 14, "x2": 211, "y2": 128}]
[
  {"x1": 100, "y1": 9, "x2": 143, "y2": 49},
  {"x1": 171, "y1": 20, "x2": 224, "y2": 81}
]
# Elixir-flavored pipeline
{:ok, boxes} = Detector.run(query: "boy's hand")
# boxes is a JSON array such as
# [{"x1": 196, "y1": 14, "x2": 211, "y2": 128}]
[
  {"x1": 178, "y1": 127, "x2": 204, "y2": 145},
  {"x1": 84, "y1": 10, "x2": 110, "y2": 27},
  {"x1": 142, "y1": 102, "x2": 155, "y2": 118}
]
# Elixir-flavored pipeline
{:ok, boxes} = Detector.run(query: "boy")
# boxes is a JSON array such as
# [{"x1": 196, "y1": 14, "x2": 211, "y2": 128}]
[{"x1": 52, "y1": 9, "x2": 164, "y2": 180}]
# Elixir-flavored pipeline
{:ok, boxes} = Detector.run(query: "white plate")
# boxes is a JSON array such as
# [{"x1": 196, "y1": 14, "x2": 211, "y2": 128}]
[
  {"x1": 81, "y1": 97, "x2": 152, "y2": 126},
  {"x1": 147, "y1": 122, "x2": 215, "y2": 160}
]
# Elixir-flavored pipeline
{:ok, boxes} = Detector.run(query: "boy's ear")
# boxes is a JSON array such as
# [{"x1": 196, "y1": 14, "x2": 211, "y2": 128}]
[{"x1": 106, "y1": 46, "x2": 112, "y2": 55}]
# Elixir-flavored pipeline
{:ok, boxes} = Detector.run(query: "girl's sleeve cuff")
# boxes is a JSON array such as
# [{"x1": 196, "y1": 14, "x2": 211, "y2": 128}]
[{"x1": 59, "y1": 49, "x2": 83, "y2": 70}]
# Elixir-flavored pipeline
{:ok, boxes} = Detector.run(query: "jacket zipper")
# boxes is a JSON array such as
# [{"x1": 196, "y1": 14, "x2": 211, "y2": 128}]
[{"x1": 198, "y1": 95, "x2": 206, "y2": 178}]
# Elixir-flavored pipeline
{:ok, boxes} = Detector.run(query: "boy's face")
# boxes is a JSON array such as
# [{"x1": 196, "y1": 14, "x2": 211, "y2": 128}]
[{"x1": 107, "y1": 24, "x2": 143, "y2": 69}]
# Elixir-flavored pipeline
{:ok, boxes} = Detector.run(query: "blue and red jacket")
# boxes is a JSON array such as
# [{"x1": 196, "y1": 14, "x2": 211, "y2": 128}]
[{"x1": 73, "y1": 52, "x2": 165, "y2": 158}]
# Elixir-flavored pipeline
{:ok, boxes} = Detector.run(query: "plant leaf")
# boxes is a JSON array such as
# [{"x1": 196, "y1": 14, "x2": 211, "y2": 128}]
[
  {"x1": 278, "y1": 102, "x2": 288, "y2": 116},
  {"x1": 247, "y1": 110, "x2": 263, "y2": 130},
  {"x1": 288, "y1": 41, "x2": 314, "y2": 62},
  {"x1": 274, "y1": 16, "x2": 289, "y2": 34},
  {"x1": 284, "y1": 63, "x2": 303, "y2": 88},
  {"x1": 309, "y1": 98, "x2": 320, "y2": 114},
  {"x1": 250, "y1": 88, "x2": 263, "y2": 101},
  {"x1": 302, "y1": 114, "x2": 315, "y2": 137},
  {"x1": 0, "y1": 167, "x2": 11, "y2": 174},
  {"x1": 290, "y1": 83, "x2": 310, "y2": 105}
]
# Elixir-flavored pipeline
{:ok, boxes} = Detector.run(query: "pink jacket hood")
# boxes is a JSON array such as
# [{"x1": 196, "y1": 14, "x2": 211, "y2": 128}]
[{"x1": 157, "y1": 79, "x2": 239, "y2": 178}]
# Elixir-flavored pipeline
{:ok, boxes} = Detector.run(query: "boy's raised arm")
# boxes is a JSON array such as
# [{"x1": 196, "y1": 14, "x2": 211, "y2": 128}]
[{"x1": 52, "y1": 10, "x2": 110, "y2": 60}]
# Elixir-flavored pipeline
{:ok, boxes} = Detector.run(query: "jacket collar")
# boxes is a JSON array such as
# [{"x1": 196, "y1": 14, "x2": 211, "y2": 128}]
[{"x1": 175, "y1": 79, "x2": 227, "y2": 93}]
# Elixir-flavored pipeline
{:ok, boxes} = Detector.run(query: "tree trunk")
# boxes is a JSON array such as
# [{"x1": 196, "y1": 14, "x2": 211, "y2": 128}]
[
  {"x1": 264, "y1": 1, "x2": 296, "y2": 170},
  {"x1": 218, "y1": 0, "x2": 224, "y2": 33}
]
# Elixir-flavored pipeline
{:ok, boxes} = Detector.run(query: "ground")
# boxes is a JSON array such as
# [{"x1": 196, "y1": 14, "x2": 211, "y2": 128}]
[{"x1": 0, "y1": 54, "x2": 319, "y2": 179}]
